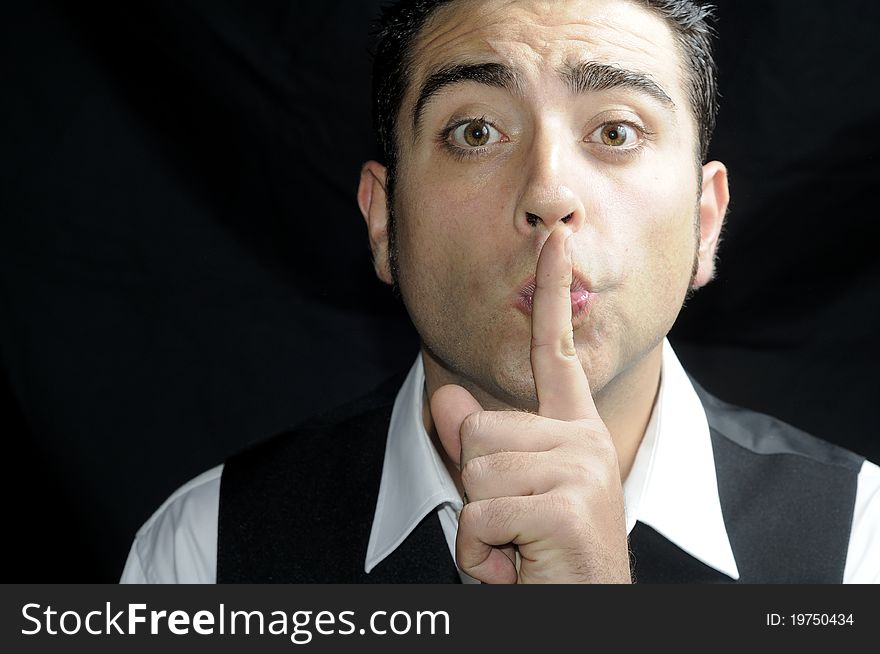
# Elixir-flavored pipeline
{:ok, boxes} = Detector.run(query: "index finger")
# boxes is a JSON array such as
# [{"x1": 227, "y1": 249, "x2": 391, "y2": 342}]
[{"x1": 530, "y1": 226, "x2": 596, "y2": 421}]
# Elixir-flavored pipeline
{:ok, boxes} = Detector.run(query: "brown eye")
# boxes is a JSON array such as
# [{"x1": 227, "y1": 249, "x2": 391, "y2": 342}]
[
  {"x1": 450, "y1": 118, "x2": 502, "y2": 148},
  {"x1": 600, "y1": 123, "x2": 629, "y2": 146},
  {"x1": 464, "y1": 119, "x2": 490, "y2": 146}
]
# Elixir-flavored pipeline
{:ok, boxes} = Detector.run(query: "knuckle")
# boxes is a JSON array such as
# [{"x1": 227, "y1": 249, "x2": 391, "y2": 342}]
[
  {"x1": 460, "y1": 456, "x2": 485, "y2": 488},
  {"x1": 579, "y1": 417, "x2": 611, "y2": 436},
  {"x1": 529, "y1": 337, "x2": 554, "y2": 354},
  {"x1": 461, "y1": 410, "x2": 504, "y2": 448},
  {"x1": 462, "y1": 452, "x2": 530, "y2": 492},
  {"x1": 565, "y1": 458, "x2": 592, "y2": 482},
  {"x1": 592, "y1": 438, "x2": 621, "y2": 473},
  {"x1": 458, "y1": 502, "x2": 485, "y2": 535},
  {"x1": 560, "y1": 334, "x2": 577, "y2": 358},
  {"x1": 484, "y1": 497, "x2": 515, "y2": 531},
  {"x1": 573, "y1": 423, "x2": 618, "y2": 467},
  {"x1": 459, "y1": 411, "x2": 483, "y2": 443},
  {"x1": 530, "y1": 334, "x2": 553, "y2": 349},
  {"x1": 497, "y1": 451, "x2": 529, "y2": 474},
  {"x1": 530, "y1": 337, "x2": 576, "y2": 364},
  {"x1": 458, "y1": 502, "x2": 479, "y2": 530},
  {"x1": 544, "y1": 492, "x2": 582, "y2": 529}
]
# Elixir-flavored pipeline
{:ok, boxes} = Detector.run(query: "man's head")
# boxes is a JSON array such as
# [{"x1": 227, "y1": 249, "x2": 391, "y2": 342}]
[
  {"x1": 357, "y1": 0, "x2": 729, "y2": 410},
  {"x1": 374, "y1": 0, "x2": 719, "y2": 198}
]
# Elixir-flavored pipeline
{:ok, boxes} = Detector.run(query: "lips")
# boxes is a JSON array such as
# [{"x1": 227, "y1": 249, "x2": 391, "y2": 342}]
[{"x1": 515, "y1": 272, "x2": 597, "y2": 319}]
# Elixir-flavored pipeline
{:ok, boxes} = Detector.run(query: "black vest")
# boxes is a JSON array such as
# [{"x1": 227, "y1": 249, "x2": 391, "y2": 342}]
[{"x1": 217, "y1": 375, "x2": 863, "y2": 583}]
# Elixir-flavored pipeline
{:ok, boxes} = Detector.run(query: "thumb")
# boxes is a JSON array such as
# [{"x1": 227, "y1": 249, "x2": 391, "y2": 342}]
[{"x1": 430, "y1": 384, "x2": 483, "y2": 468}]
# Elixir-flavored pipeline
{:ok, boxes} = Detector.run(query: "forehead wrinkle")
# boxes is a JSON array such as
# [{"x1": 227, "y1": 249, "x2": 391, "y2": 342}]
[
  {"x1": 402, "y1": 0, "x2": 690, "y2": 140},
  {"x1": 414, "y1": 1, "x2": 518, "y2": 62},
  {"x1": 425, "y1": 1, "x2": 676, "y2": 62},
  {"x1": 572, "y1": 12, "x2": 673, "y2": 59},
  {"x1": 417, "y1": 15, "x2": 680, "y2": 82}
]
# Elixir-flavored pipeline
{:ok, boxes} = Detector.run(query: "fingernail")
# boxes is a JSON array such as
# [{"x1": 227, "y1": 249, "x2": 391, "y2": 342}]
[{"x1": 564, "y1": 233, "x2": 573, "y2": 261}]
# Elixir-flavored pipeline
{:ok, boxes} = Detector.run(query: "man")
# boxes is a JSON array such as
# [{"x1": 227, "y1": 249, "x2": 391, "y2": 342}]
[{"x1": 121, "y1": 0, "x2": 879, "y2": 583}]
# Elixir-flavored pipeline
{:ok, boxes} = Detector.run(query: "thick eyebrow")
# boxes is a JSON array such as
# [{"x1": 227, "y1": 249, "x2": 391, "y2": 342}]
[
  {"x1": 559, "y1": 61, "x2": 676, "y2": 110},
  {"x1": 412, "y1": 62, "x2": 521, "y2": 135}
]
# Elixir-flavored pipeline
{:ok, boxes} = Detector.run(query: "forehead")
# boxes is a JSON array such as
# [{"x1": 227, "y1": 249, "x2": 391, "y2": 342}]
[{"x1": 409, "y1": 0, "x2": 686, "y2": 103}]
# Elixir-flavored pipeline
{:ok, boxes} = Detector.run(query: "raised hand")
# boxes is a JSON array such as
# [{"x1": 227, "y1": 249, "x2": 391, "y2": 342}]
[{"x1": 431, "y1": 226, "x2": 631, "y2": 584}]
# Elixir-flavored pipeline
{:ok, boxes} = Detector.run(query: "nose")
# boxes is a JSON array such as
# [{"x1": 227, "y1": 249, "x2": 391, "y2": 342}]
[{"x1": 515, "y1": 127, "x2": 586, "y2": 235}]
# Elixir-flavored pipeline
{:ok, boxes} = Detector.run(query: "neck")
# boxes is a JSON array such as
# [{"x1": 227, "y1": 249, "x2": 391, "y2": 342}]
[
  {"x1": 421, "y1": 342, "x2": 664, "y2": 488},
  {"x1": 593, "y1": 344, "x2": 663, "y2": 481}
]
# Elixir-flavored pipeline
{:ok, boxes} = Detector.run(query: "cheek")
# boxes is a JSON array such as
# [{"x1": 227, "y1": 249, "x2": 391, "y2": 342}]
[
  {"x1": 390, "y1": 185, "x2": 481, "y2": 319},
  {"x1": 598, "y1": 164, "x2": 698, "y2": 294},
  {"x1": 639, "y1": 219, "x2": 698, "y2": 320},
  {"x1": 396, "y1": 163, "x2": 517, "y2": 275},
  {"x1": 656, "y1": 183, "x2": 699, "y2": 270}
]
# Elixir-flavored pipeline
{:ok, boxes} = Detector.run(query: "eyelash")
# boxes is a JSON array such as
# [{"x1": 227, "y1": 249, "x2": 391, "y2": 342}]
[
  {"x1": 590, "y1": 121, "x2": 657, "y2": 161},
  {"x1": 436, "y1": 115, "x2": 499, "y2": 161},
  {"x1": 437, "y1": 117, "x2": 656, "y2": 162}
]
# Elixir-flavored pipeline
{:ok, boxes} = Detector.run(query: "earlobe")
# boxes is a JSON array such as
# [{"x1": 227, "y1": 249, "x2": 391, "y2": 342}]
[
  {"x1": 357, "y1": 161, "x2": 394, "y2": 285},
  {"x1": 692, "y1": 161, "x2": 730, "y2": 289}
]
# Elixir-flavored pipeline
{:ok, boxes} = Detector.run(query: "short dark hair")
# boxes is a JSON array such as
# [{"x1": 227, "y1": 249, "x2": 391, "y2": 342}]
[{"x1": 372, "y1": 0, "x2": 719, "y2": 185}]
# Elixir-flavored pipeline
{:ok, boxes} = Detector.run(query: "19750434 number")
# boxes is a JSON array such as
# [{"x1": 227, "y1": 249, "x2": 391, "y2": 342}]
[{"x1": 766, "y1": 613, "x2": 854, "y2": 627}]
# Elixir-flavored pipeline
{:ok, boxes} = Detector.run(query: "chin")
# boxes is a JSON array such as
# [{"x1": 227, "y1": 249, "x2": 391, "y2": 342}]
[
  {"x1": 476, "y1": 334, "x2": 606, "y2": 410},
  {"x1": 477, "y1": 340, "x2": 533, "y2": 405},
  {"x1": 491, "y1": 373, "x2": 540, "y2": 412}
]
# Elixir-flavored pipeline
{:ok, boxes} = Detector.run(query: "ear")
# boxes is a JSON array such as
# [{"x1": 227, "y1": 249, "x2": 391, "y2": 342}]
[
  {"x1": 692, "y1": 160, "x2": 730, "y2": 289},
  {"x1": 357, "y1": 160, "x2": 394, "y2": 285}
]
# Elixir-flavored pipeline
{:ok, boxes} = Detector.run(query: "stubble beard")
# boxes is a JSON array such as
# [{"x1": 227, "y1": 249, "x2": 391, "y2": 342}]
[
  {"x1": 385, "y1": 188, "x2": 704, "y2": 410},
  {"x1": 386, "y1": 193, "x2": 539, "y2": 409}
]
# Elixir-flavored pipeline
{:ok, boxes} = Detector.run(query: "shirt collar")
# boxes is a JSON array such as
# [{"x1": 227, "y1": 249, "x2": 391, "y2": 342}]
[
  {"x1": 625, "y1": 339, "x2": 740, "y2": 580},
  {"x1": 365, "y1": 339, "x2": 740, "y2": 581},
  {"x1": 365, "y1": 356, "x2": 462, "y2": 572}
]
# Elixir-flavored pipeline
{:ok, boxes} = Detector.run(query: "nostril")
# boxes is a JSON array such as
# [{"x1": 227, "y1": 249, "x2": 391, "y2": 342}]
[{"x1": 525, "y1": 212, "x2": 572, "y2": 226}]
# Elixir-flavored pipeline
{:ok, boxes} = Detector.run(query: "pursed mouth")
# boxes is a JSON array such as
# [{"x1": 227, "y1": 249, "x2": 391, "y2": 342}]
[{"x1": 515, "y1": 272, "x2": 597, "y2": 319}]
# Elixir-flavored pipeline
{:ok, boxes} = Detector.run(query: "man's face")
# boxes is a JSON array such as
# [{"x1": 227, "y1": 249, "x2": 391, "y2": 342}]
[{"x1": 367, "y1": 0, "x2": 724, "y2": 410}]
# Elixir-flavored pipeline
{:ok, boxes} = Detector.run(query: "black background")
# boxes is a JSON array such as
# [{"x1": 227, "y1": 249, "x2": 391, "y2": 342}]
[{"x1": 2, "y1": 1, "x2": 878, "y2": 582}]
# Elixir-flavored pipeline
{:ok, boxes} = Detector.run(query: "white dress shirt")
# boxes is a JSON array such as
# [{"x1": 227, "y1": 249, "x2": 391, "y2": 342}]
[{"x1": 120, "y1": 340, "x2": 880, "y2": 583}]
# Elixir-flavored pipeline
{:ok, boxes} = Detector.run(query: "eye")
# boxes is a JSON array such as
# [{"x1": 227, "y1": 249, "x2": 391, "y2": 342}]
[
  {"x1": 588, "y1": 122, "x2": 641, "y2": 147},
  {"x1": 449, "y1": 118, "x2": 504, "y2": 148}
]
